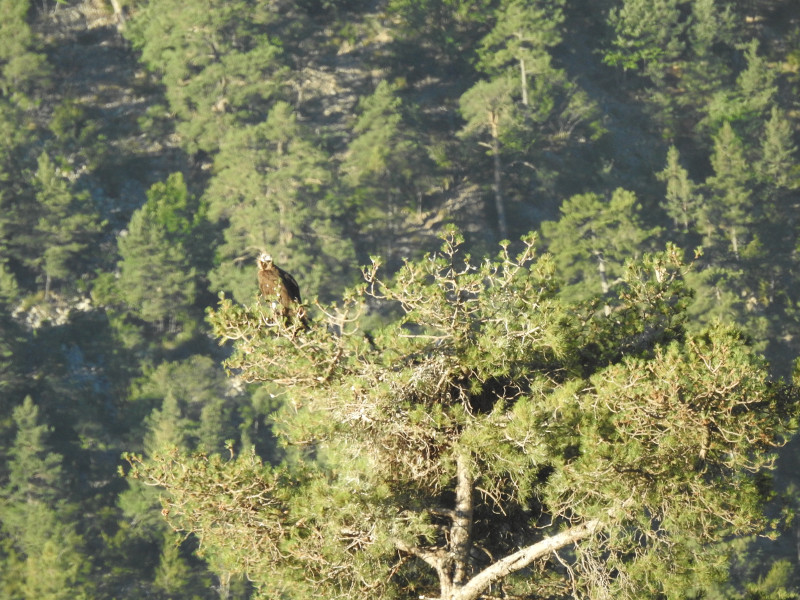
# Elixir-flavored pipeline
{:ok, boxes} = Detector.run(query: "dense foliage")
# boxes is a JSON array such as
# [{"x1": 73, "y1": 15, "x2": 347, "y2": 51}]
[
  {"x1": 131, "y1": 231, "x2": 799, "y2": 599},
  {"x1": 0, "y1": 0, "x2": 800, "y2": 597}
]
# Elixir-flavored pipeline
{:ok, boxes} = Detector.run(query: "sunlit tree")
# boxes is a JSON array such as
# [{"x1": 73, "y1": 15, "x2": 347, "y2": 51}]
[{"x1": 129, "y1": 229, "x2": 798, "y2": 600}]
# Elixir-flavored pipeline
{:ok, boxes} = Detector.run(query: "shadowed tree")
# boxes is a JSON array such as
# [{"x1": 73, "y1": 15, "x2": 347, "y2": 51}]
[
  {"x1": 603, "y1": 0, "x2": 684, "y2": 80},
  {"x1": 342, "y1": 80, "x2": 432, "y2": 264},
  {"x1": 0, "y1": 397, "x2": 93, "y2": 599},
  {"x1": 125, "y1": 0, "x2": 288, "y2": 154},
  {"x1": 459, "y1": 76, "x2": 516, "y2": 239},
  {"x1": 31, "y1": 152, "x2": 104, "y2": 299},
  {"x1": 540, "y1": 188, "x2": 659, "y2": 302},
  {"x1": 0, "y1": 0, "x2": 49, "y2": 101},
  {"x1": 658, "y1": 146, "x2": 701, "y2": 234},
  {"x1": 702, "y1": 122, "x2": 753, "y2": 260},
  {"x1": 476, "y1": 0, "x2": 565, "y2": 107},
  {"x1": 115, "y1": 172, "x2": 207, "y2": 331},
  {"x1": 206, "y1": 101, "x2": 354, "y2": 304},
  {"x1": 757, "y1": 106, "x2": 798, "y2": 196},
  {"x1": 704, "y1": 39, "x2": 777, "y2": 136},
  {"x1": 462, "y1": 0, "x2": 601, "y2": 240},
  {"x1": 117, "y1": 202, "x2": 196, "y2": 331}
]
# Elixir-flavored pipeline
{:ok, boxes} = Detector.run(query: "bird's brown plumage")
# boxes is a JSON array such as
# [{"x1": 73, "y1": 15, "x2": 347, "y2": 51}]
[{"x1": 257, "y1": 253, "x2": 306, "y2": 325}]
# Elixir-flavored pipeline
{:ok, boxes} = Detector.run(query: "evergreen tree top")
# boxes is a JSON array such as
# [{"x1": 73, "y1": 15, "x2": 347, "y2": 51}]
[{"x1": 127, "y1": 229, "x2": 800, "y2": 600}]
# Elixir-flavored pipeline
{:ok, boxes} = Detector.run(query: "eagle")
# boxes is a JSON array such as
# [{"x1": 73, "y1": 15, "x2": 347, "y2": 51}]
[{"x1": 257, "y1": 253, "x2": 307, "y2": 326}]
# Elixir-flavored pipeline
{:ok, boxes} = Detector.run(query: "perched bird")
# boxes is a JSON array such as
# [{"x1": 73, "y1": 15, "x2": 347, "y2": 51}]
[{"x1": 257, "y1": 253, "x2": 307, "y2": 326}]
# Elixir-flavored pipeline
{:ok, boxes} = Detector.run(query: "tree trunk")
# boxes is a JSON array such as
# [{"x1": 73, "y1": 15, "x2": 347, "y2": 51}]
[
  {"x1": 400, "y1": 455, "x2": 476, "y2": 599},
  {"x1": 451, "y1": 453, "x2": 474, "y2": 588},
  {"x1": 453, "y1": 519, "x2": 602, "y2": 600},
  {"x1": 594, "y1": 250, "x2": 612, "y2": 316},
  {"x1": 395, "y1": 456, "x2": 601, "y2": 600},
  {"x1": 109, "y1": 0, "x2": 126, "y2": 27},
  {"x1": 519, "y1": 58, "x2": 528, "y2": 106},
  {"x1": 596, "y1": 252, "x2": 609, "y2": 295},
  {"x1": 488, "y1": 110, "x2": 508, "y2": 240},
  {"x1": 729, "y1": 225, "x2": 739, "y2": 259}
]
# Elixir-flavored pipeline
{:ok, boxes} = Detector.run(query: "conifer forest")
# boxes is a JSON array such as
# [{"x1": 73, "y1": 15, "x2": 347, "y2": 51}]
[{"x1": 4, "y1": 0, "x2": 800, "y2": 598}]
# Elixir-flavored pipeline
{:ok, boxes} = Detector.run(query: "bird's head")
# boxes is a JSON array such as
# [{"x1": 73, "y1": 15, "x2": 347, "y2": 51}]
[{"x1": 258, "y1": 253, "x2": 273, "y2": 268}]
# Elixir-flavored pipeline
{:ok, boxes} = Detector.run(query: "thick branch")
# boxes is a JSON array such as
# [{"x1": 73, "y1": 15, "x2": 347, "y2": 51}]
[
  {"x1": 454, "y1": 519, "x2": 603, "y2": 600},
  {"x1": 393, "y1": 538, "x2": 446, "y2": 573},
  {"x1": 394, "y1": 455, "x2": 474, "y2": 597}
]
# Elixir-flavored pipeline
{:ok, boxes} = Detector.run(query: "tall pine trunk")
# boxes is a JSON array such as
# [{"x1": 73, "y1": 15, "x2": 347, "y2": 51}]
[
  {"x1": 452, "y1": 453, "x2": 474, "y2": 587},
  {"x1": 488, "y1": 110, "x2": 508, "y2": 239}
]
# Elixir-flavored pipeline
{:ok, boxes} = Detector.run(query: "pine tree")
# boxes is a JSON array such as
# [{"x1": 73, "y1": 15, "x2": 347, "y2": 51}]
[
  {"x1": 343, "y1": 81, "x2": 431, "y2": 264},
  {"x1": 0, "y1": 99, "x2": 36, "y2": 271},
  {"x1": 206, "y1": 101, "x2": 355, "y2": 304},
  {"x1": 0, "y1": 397, "x2": 92, "y2": 599},
  {"x1": 757, "y1": 106, "x2": 798, "y2": 194},
  {"x1": 114, "y1": 173, "x2": 205, "y2": 331},
  {"x1": 132, "y1": 356, "x2": 240, "y2": 456},
  {"x1": 117, "y1": 204, "x2": 196, "y2": 330},
  {"x1": 124, "y1": 0, "x2": 288, "y2": 154},
  {"x1": 129, "y1": 229, "x2": 799, "y2": 600},
  {"x1": 736, "y1": 39, "x2": 777, "y2": 121},
  {"x1": 704, "y1": 39, "x2": 777, "y2": 135},
  {"x1": 684, "y1": 264, "x2": 749, "y2": 327},
  {"x1": 140, "y1": 171, "x2": 214, "y2": 278},
  {"x1": 476, "y1": 0, "x2": 564, "y2": 107},
  {"x1": 679, "y1": 0, "x2": 737, "y2": 123},
  {"x1": 0, "y1": 0, "x2": 49, "y2": 100},
  {"x1": 703, "y1": 122, "x2": 754, "y2": 259},
  {"x1": 689, "y1": 0, "x2": 736, "y2": 59},
  {"x1": 540, "y1": 188, "x2": 659, "y2": 301},
  {"x1": 386, "y1": 0, "x2": 494, "y2": 73},
  {"x1": 601, "y1": 0, "x2": 739, "y2": 139},
  {"x1": 464, "y1": 0, "x2": 601, "y2": 239},
  {"x1": 459, "y1": 76, "x2": 517, "y2": 239},
  {"x1": 32, "y1": 152, "x2": 104, "y2": 299},
  {"x1": 143, "y1": 392, "x2": 188, "y2": 457},
  {"x1": 603, "y1": 0, "x2": 684, "y2": 80},
  {"x1": 152, "y1": 532, "x2": 201, "y2": 598},
  {"x1": 140, "y1": 172, "x2": 201, "y2": 247},
  {"x1": 657, "y1": 145, "x2": 702, "y2": 234},
  {"x1": 1, "y1": 151, "x2": 105, "y2": 299}
]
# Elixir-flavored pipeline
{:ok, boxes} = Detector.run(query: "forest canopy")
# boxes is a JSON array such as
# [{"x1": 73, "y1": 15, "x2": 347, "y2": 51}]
[{"x1": 0, "y1": 0, "x2": 800, "y2": 598}]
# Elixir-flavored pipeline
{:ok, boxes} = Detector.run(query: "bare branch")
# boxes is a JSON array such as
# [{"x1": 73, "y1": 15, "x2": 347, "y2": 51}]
[{"x1": 454, "y1": 520, "x2": 603, "y2": 600}]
